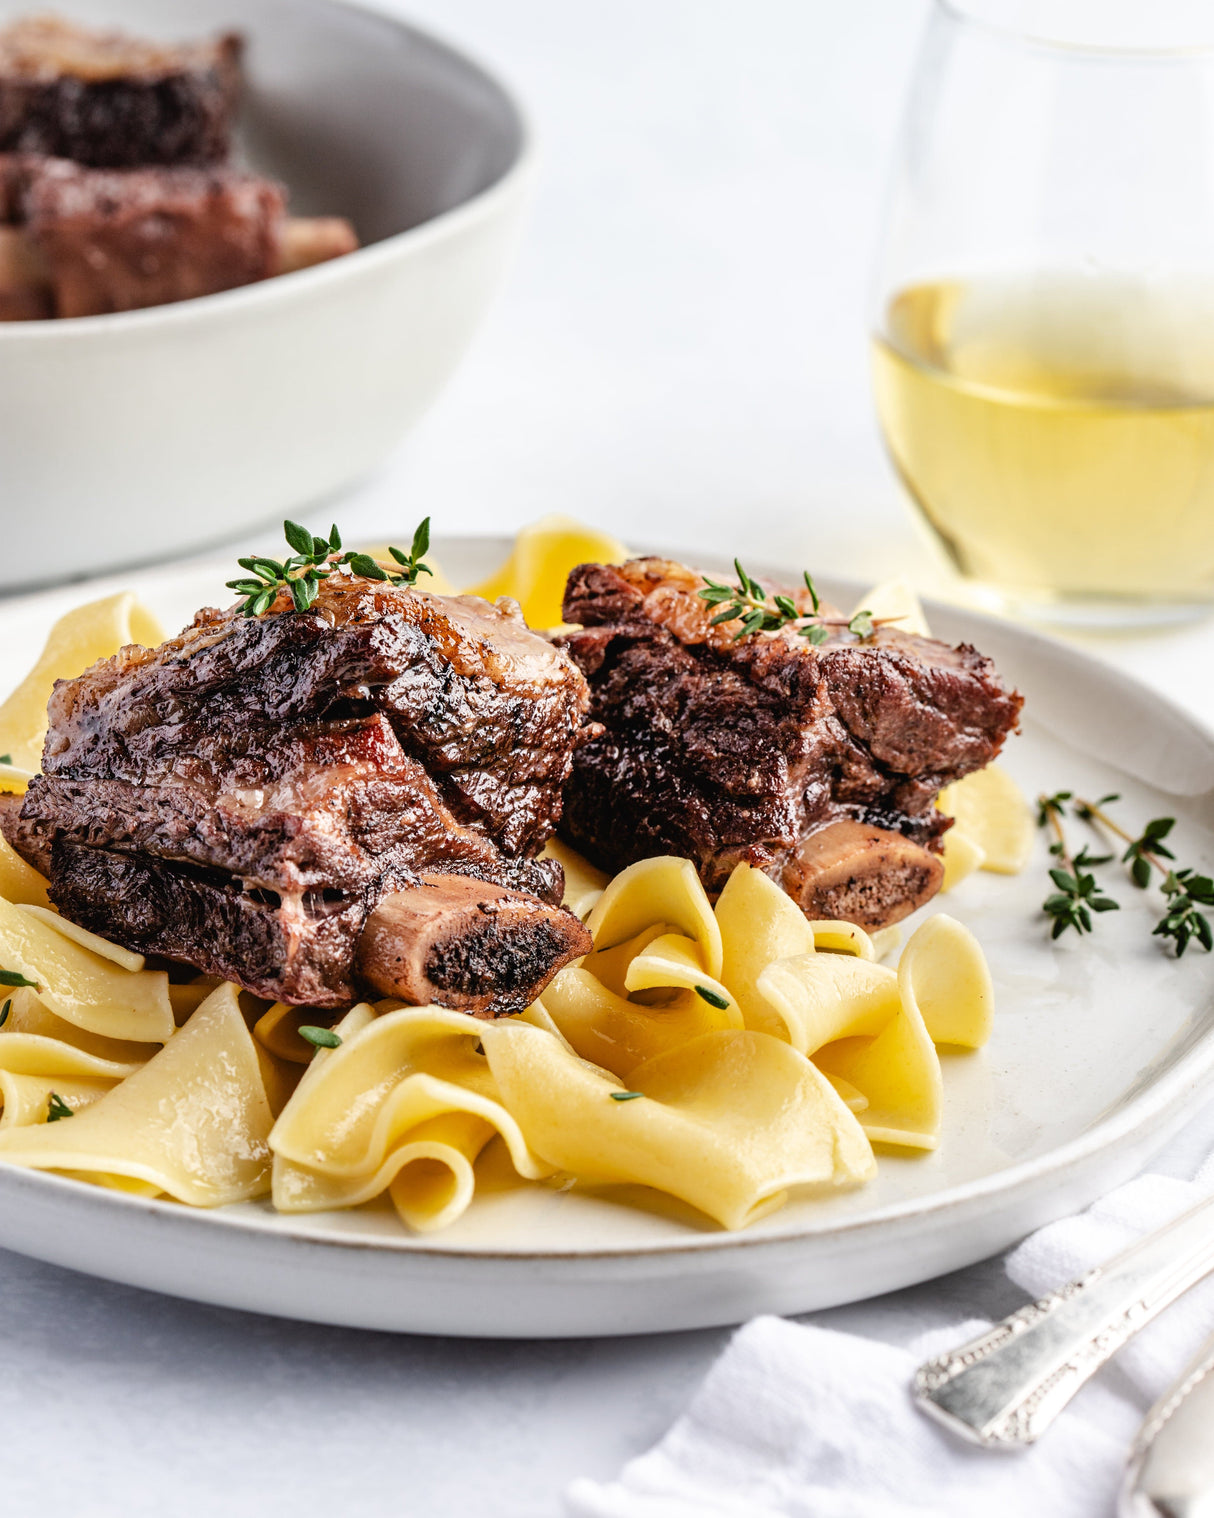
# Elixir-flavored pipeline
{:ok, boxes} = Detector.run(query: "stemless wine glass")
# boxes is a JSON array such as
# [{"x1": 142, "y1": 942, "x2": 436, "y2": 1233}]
[{"x1": 871, "y1": 0, "x2": 1214, "y2": 626}]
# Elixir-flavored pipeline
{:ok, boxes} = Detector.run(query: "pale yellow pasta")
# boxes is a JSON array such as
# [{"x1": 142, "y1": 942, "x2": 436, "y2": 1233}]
[
  {"x1": 1, "y1": 986, "x2": 156, "y2": 1066},
  {"x1": 0, "y1": 895, "x2": 172, "y2": 1042},
  {"x1": 0, "y1": 1031, "x2": 142, "y2": 1128},
  {"x1": 463, "y1": 515, "x2": 630, "y2": 632},
  {"x1": 541, "y1": 837, "x2": 610, "y2": 921},
  {"x1": 253, "y1": 1001, "x2": 322, "y2": 1065},
  {"x1": 581, "y1": 924, "x2": 668, "y2": 996},
  {"x1": 941, "y1": 827, "x2": 987, "y2": 891},
  {"x1": 823, "y1": 1072, "x2": 869, "y2": 1113},
  {"x1": 624, "y1": 932, "x2": 738, "y2": 1018},
  {"x1": 168, "y1": 977, "x2": 222, "y2": 1025},
  {"x1": 809, "y1": 920, "x2": 877, "y2": 960},
  {"x1": 757, "y1": 954, "x2": 942, "y2": 1149},
  {"x1": 757, "y1": 953, "x2": 900, "y2": 1055},
  {"x1": 899, "y1": 914, "x2": 993, "y2": 1049},
  {"x1": 0, "y1": 592, "x2": 164, "y2": 772},
  {"x1": 852, "y1": 578, "x2": 931, "y2": 637},
  {"x1": 715, "y1": 863, "x2": 817, "y2": 1041},
  {"x1": 0, "y1": 984, "x2": 274, "y2": 1204},
  {"x1": 869, "y1": 925, "x2": 903, "y2": 961},
  {"x1": 0, "y1": 760, "x2": 33, "y2": 795},
  {"x1": 813, "y1": 1009, "x2": 942, "y2": 1151},
  {"x1": 539, "y1": 966, "x2": 739, "y2": 1080},
  {"x1": 1, "y1": 1073, "x2": 117, "y2": 1127},
  {"x1": 18, "y1": 903, "x2": 145, "y2": 972},
  {"x1": 478, "y1": 1018, "x2": 874, "y2": 1230},
  {"x1": 937, "y1": 763, "x2": 1033, "y2": 875},
  {"x1": 270, "y1": 1006, "x2": 552, "y2": 1228},
  {"x1": 0, "y1": 833, "x2": 51, "y2": 908},
  {"x1": 588, "y1": 856, "x2": 724, "y2": 978}
]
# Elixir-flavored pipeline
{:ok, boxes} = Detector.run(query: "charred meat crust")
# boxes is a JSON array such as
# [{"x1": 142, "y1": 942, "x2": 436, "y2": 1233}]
[
  {"x1": 558, "y1": 558, "x2": 1023, "y2": 928},
  {"x1": 11, "y1": 580, "x2": 592, "y2": 1009}
]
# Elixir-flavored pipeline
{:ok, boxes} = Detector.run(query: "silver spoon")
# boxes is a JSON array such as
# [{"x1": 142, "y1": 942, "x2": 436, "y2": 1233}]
[{"x1": 1120, "y1": 1329, "x2": 1214, "y2": 1518}]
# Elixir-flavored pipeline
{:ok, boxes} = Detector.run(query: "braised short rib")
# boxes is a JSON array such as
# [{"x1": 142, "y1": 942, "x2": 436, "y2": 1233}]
[
  {"x1": 2, "y1": 579, "x2": 594, "y2": 1014},
  {"x1": 0, "y1": 16, "x2": 242, "y2": 168},
  {"x1": 558, "y1": 559, "x2": 1023, "y2": 929}
]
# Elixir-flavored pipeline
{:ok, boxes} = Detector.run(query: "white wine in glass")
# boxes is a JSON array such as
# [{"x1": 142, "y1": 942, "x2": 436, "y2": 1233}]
[{"x1": 872, "y1": 1, "x2": 1214, "y2": 625}]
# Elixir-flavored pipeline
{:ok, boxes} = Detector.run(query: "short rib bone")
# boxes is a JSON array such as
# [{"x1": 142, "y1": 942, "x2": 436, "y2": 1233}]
[{"x1": 357, "y1": 874, "x2": 592, "y2": 1017}]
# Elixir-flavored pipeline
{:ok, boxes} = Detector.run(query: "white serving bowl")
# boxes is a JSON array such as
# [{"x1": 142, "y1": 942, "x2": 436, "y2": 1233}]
[{"x1": 0, "y1": 0, "x2": 532, "y2": 589}]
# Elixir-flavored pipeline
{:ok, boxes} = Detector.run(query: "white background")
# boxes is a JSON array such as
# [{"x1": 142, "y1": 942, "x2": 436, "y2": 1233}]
[{"x1": 6, "y1": 4, "x2": 1213, "y2": 1515}]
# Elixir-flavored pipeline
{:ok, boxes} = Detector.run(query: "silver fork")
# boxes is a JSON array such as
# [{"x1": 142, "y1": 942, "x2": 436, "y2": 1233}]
[{"x1": 912, "y1": 1192, "x2": 1214, "y2": 1447}]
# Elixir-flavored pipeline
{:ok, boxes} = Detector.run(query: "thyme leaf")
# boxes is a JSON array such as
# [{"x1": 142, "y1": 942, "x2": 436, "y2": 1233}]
[
  {"x1": 697, "y1": 563, "x2": 892, "y2": 644},
  {"x1": 46, "y1": 1092, "x2": 73, "y2": 1122},
  {"x1": 226, "y1": 518, "x2": 434, "y2": 618},
  {"x1": 298, "y1": 1025, "x2": 342, "y2": 1050}
]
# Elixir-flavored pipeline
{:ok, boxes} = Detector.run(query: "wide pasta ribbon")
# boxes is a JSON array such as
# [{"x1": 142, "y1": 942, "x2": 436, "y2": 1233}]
[
  {"x1": 478, "y1": 1019, "x2": 875, "y2": 1230},
  {"x1": 0, "y1": 895, "x2": 173, "y2": 1043},
  {"x1": 0, "y1": 983, "x2": 274, "y2": 1204},
  {"x1": 269, "y1": 1005, "x2": 553, "y2": 1232}
]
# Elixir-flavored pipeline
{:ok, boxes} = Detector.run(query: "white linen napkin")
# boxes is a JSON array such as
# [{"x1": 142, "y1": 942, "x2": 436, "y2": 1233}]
[{"x1": 567, "y1": 1109, "x2": 1214, "y2": 1518}]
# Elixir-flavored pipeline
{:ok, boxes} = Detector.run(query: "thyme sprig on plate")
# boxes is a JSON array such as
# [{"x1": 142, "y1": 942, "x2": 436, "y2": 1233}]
[
  {"x1": 698, "y1": 561, "x2": 878, "y2": 644},
  {"x1": 1075, "y1": 795, "x2": 1214, "y2": 956},
  {"x1": 1037, "y1": 792, "x2": 1214, "y2": 955},
  {"x1": 226, "y1": 518, "x2": 433, "y2": 617},
  {"x1": 1036, "y1": 793, "x2": 1119, "y2": 939}
]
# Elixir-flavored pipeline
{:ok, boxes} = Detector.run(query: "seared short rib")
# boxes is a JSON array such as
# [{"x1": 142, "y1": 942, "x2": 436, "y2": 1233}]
[
  {"x1": 0, "y1": 154, "x2": 357, "y2": 318},
  {"x1": 558, "y1": 559, "x2": 1023, "y2": 929},
  {"x1": 3, "y1": 579, "x2": 594, "y2": 1013}
]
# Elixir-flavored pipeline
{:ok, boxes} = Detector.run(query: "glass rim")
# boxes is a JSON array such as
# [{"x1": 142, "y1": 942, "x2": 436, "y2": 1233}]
[{"x1": 936, "y1": 0, "x2": 1214, "y2": 61}]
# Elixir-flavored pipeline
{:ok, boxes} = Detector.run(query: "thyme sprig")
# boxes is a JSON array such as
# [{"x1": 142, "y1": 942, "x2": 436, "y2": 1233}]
[
  {"x1": 1036, "y1": 793, "x2": 1119, "y2": 939},
  {"x1": 698, "y1": 562, "x2": 879, "y2": 644},
  {"x1": 226, "y1": 518, "x2": 433, "y2": 618},
  {"x1": 1075, "y1": 796, "x2": 1214, "y2": 956},
  {"x1": 0, "y1": 968, "x2": 38, "y2": 990}
]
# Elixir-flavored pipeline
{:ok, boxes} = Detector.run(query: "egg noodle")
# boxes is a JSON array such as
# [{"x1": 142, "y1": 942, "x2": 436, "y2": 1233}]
[{"x1": 0, "y1": 522, "x2": 1031, "y2": 1232}]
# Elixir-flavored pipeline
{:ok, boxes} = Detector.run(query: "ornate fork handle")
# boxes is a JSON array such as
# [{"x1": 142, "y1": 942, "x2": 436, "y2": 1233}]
[{"x1": 913, "y1": 1192, "x2": 1214, "y2": 1447}]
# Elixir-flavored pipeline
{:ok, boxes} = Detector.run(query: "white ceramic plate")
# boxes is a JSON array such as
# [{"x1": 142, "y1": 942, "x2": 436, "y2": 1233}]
[{"x1": 0, "y1": 538, "x2": 1212, "y2": 1339}]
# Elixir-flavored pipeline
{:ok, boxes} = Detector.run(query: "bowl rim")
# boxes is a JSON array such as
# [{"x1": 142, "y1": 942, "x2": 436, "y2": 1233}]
[{"x1": 0, "y1": 0, "x2": 537, "y2": 343}]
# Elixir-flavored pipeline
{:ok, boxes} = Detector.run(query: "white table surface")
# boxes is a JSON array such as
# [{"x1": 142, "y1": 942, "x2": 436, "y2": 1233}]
[{"x1": 6, "y1": 2, "x2": 1214, "y2": 1514}]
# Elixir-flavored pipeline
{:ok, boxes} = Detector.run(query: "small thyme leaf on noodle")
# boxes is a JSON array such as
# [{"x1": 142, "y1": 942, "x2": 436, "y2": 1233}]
[
  {"x1": 298, "y1": 1026, "x2": 342, "y2": 1050},
  {"x1": 0, "y1": 968, "x2": 37, "y2": 989},
  {"x1": 609, "y1": 1090, "x2": 643, "y2": 1102},
  {"x1": 0, "y1": 753, "x2": 11, "y2": 764},
  {"x1": 0, "y1": 999, "x2": 10, "y2": 1028},
  {"x1": 46, "y1": 1092, "x2": 73, "y2": 1122},
  {"x1": 694, "y1": 985, "x2": 730, "y2": 1009}
]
